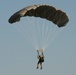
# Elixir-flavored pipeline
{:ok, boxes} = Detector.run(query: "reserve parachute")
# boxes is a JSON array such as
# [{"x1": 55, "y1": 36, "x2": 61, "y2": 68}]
[
  {"x1": 8, "y1": 4, "x2": 69, "y2": 27},
  {"x1": 8, "y1": 4, "x2": 69, "y2": 50}
]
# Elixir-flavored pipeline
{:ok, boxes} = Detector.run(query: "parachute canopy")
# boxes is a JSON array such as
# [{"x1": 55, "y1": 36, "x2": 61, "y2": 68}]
[{"x1": 8, "y1": 4, "x2": 69, "y2": 27}]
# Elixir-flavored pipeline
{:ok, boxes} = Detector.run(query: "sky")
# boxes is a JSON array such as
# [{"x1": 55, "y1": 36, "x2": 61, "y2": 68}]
[{"x1": 0, "y1": 0, "x2": 76, "y2": 75}]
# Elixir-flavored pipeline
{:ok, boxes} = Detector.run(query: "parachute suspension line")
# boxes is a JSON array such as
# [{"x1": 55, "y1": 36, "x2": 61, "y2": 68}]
[
  {"x1": 44, "y1": 26, "x2": 64, "y2": 49},
  {"x1": 35, "y1": 17, "x2": 42, "y2": 49},
  {"x1": 40, "y1": 13, "x2": 46, "y2": 50},
  {"x1": 12, "y1": 23, "x2": 29, "y2": 41},
  {"x1": 44, "y1": 25, "x2": 57, "y2": 49},
  {"x1": 41, "y1": 20, "x2": 50, "y2": 50},
  {"x1": 39, "y1": 19, "x2": 64, "y2": 50},
  {"x1": 41, "y1": 19, "x2": 45, "y2": 49},
  {"x1": 28, "y1": 17, "x2": 39, "y2": 49},
  {"x1": 12, "y1": 17, "x2": 38, "y2": 49},
  {"x1": 31, "y1": 17, "x2": 38, "y2": 49},
  {"x1": 26, "y1": 17, "x2": 39, "y2": 48},
  {"x1": 12, "y1": 17, "x2": 64, "y2": 50},
  {"x1": 28, "y1": 17, "x2": 47, "y2": 50},
  {"x1": 41, "y1": 22, "x2": 52, "y2": 49},
  {"x1": 38, "y1": 18, "x2": 45, "y2": 49},
  {"x1": 8, "y1": 4, "x2": 69, "y2": 50},
  {"x1": 12, "y1": 23, "x2": 37, "y2": 48},
  {"x1": 35, "y1": 18, "x2": 49, "y2": 50},
  {"x1": 41, "y1": 11, "x2": 48, "y2": 50},
  {"x1": 22, "y1": 17, "x2": 36, "y2": 48}
]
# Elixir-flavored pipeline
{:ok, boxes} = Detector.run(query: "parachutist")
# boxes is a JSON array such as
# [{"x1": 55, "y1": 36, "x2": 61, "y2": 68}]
[{"x1": 36, "y1": 50, "x2": 44, "y2": 69}]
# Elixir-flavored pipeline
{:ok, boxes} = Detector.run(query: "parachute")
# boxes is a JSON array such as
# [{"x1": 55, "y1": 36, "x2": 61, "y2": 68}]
[
  {"x1": 8, "y1": 4, "x2": 69, "y2": 50},
  {"x1": 8, "y1": 4, "x2": 69, "y2": 27}
]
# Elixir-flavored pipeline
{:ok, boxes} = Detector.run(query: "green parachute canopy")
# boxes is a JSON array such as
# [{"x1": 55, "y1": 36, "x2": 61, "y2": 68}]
[{"x1": 8, "y1": 4, "x2": 69, "y2": 27}]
